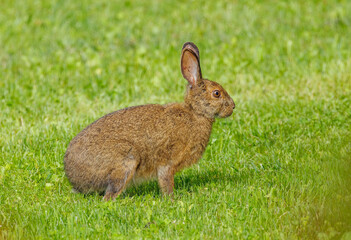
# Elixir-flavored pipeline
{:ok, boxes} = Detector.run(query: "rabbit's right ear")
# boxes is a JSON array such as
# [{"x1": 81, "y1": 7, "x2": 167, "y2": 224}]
[{"x1": 181, "y1": 42, "x2": 202, "y2": 86}]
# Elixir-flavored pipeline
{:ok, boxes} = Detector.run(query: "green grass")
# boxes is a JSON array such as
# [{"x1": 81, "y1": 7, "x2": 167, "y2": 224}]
[{"x1": 1, "y1": 0, "x2": 351, "y2": 239}]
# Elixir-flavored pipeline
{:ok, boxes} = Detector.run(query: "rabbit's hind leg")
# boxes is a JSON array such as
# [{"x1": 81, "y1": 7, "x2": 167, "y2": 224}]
[{"x1": 103, "y1": 146, "x2": 140, "y2": 201}]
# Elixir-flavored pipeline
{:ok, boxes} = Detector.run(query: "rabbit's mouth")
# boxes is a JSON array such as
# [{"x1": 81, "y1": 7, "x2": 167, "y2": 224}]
[
  {"x1": 218, "y1": 109, "x2": 234, "y2": 118},
  {"x1": 217, "y1": 99, "x2": 235, "y2": 118}
]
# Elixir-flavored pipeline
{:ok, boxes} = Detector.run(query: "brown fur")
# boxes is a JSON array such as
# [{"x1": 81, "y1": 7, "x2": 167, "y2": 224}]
[{"x1": 64, "y1": 42, "x2": 235, "y2": 200}]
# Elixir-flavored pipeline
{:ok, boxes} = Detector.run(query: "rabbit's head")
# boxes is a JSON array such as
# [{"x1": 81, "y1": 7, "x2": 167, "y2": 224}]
[{"x1": 181, "y1": 42, "x2": 235, "y2": 119}]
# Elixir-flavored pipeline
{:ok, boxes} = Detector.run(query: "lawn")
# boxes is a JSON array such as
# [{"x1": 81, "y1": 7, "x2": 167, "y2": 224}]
[{"x1": 1, "y1": 0, "x2": 351, "y2": 239}]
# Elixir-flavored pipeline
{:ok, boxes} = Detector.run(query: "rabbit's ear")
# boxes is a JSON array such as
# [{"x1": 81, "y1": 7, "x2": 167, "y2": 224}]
[{"x1": 181, "y1": 42, "x2": 202, "y2": 86}]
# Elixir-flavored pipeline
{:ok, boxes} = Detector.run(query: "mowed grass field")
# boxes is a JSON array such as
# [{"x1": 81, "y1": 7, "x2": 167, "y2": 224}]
[{"x1": 1, "y1": 0, "x2": 351, "y2": 239}]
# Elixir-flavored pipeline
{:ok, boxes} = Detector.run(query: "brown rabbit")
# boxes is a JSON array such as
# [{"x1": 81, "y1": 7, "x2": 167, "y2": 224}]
[{"x1": 64, "y1": 42, "x2": 235, "y2": 200}]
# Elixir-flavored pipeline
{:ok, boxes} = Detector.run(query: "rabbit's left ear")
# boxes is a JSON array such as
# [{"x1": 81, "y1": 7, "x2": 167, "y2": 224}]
[{"x1": 181, "y1": 42, "x2": 202, "y2": 86}]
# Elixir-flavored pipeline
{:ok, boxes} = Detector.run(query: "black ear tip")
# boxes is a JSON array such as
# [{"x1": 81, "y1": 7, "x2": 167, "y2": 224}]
[
  {"x1": 182, "y1": 42, "x2": 197, "y2": 50},
  {"x1": 182, "y1": 42, "x2": 200, "y2": 58}
]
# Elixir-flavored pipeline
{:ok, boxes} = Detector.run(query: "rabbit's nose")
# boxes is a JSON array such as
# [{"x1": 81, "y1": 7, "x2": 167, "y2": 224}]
[{"x1": 231, "y1": 99, "x2": 235, "y2": 109}]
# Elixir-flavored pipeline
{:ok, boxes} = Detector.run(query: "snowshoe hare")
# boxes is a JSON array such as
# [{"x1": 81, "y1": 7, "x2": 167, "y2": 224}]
[{"x1": 64, "y1": 42, "x2": 235, "y2": 200}]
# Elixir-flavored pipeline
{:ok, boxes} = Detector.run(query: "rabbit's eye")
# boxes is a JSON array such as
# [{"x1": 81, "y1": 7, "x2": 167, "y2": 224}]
[{"x1": 212, "y1": 90, "x2": 221, "y2": 98}]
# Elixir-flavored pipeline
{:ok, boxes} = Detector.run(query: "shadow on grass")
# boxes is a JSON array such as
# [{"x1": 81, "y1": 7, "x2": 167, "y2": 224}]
[{"x1": 122, "y1": 168, "x2": 250, "y2": 198}]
